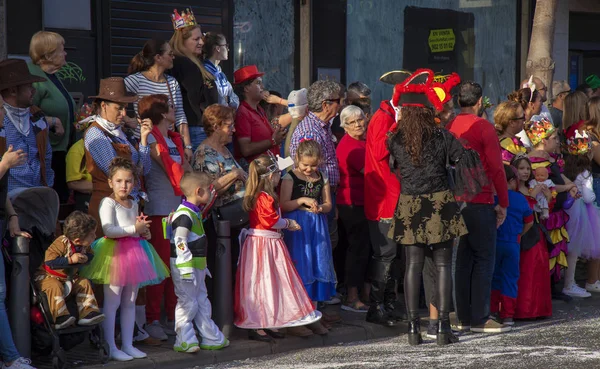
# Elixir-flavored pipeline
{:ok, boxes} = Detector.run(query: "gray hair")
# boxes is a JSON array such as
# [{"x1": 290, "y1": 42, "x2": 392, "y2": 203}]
[
  {"x1": 340, "y1": 105, "x2": 365, "y2": 128},
  {"x1": 307, "y1": 80, "x2": 340, "y2": 113}
]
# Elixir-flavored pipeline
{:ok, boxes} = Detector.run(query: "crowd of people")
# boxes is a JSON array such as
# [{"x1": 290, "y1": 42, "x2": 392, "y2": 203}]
[{"x1": 2, "y1": 7, "x2": 600, "y2": 369}]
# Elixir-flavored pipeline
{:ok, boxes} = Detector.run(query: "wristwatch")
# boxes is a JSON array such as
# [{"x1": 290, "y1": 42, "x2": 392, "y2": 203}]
[{"x1": 185, "y1": 145, "x2": 193, "y2": 150}]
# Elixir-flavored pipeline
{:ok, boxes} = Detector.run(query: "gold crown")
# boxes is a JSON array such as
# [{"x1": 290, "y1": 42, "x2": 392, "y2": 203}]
[
  {"x1": 566, "y1": 130, "x2": 591, "y2": 155},
  {"x1": 171, "y1": 8, "x2": 196, "y2": 30}
]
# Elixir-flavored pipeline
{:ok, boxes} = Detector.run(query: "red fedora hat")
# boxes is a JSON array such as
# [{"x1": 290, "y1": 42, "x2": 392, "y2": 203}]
[{"x1": 234, "y1": 65, "x2": 265, "y2": 85}]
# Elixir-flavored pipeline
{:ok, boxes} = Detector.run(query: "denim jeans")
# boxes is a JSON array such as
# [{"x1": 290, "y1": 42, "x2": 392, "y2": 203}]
[
  {"x1": 188, "y1": 126, "x2": 207, "y2": 152},
  {"x1": 0, "y1": 247, "x2": 20, "y2": 363},
  {"x1": 454, "y1": 203, "x2": 497, "y2": 326}
]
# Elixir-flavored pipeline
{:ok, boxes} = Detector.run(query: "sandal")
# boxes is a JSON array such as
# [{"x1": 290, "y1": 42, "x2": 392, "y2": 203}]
[{"x1": 341, "y1": 300, "x2": 370, "y2": 313}]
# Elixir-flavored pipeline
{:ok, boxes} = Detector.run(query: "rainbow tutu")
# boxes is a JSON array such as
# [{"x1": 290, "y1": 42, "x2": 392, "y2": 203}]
[{"x1": 80, "y1": 236, "x2": 170, "y2": 287}]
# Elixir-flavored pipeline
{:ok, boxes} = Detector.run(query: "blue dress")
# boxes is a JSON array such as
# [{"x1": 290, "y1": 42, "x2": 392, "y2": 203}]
[{"x1": 283, "y1": 171, "x2": 336, "y2": 302}]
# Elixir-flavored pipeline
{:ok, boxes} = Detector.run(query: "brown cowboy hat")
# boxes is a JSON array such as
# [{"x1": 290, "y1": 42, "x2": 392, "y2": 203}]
[
  {"x1": 89, "y1": 77, "x2": 138, "y2": 104},
  {"x1": 0, "y1": 59, "x2": 47, "y2": 91}
]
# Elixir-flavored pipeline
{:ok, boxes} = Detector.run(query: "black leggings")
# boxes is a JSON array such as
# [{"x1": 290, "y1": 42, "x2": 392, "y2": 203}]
[{"x1": 404, "y1": 241, "x2": 453, "y2": 320}]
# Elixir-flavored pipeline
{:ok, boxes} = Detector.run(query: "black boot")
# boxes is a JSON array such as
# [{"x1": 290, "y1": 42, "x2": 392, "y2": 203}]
[
  {"x1": 366, "y1": 304, "x2": 397, "y2": 327},
  {"x1": 407, "y1": 318, "x2": 423, "y2": 346},
  {"x1": 436, "y1": 318, "x2": 459, "y2": 345}
]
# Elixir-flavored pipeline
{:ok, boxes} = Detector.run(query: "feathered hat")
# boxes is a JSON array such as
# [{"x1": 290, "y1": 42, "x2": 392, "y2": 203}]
[
  {"x1": 566, "y1": 130, "x2": 591, "y2": 155},
  {"x1": 390, "y1": 69, "x2": 460, "y2": 112},
  {"x1": 526, "y1": 116, "x2": 555, "y2": 147}
]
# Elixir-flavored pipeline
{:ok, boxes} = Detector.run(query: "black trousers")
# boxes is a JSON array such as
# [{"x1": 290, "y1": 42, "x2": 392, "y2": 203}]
[
  {"x1": 338, "y1": 205, "x2": 371, "y2": 288},
  {"x1": 368, "y1": 220, "x2": 399, "y2": 304},
  {"x1": 404, "y1": 241, "x2": 453, "y2": 320}
]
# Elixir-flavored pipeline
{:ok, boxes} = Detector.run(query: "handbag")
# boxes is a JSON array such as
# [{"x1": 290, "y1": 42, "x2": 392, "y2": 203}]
[
  {"x1": 520, "y1": 222, "x2": 541, "y2": 251},
  {"x1": 212, "y1": 197, "x2": 249, "y2": 229}
]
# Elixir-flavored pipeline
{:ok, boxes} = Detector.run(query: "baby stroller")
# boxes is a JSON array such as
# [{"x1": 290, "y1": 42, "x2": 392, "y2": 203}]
[{"x1": 4, "y1": 187, "x2": 108, "y2": 369}]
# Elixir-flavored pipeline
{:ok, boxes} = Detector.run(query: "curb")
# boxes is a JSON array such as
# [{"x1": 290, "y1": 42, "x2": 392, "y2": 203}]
[{"x1": 82, "y1": 319, "x2": 406, "y2": 369}]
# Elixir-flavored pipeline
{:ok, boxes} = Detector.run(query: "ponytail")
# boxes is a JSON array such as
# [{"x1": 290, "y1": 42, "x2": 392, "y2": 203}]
[
  {"x1": 242, "y1": 155, "x2": 278, "y2": 212},
  {"x1": 127, "y1": 39, "x2": 169, "y2": 75}
]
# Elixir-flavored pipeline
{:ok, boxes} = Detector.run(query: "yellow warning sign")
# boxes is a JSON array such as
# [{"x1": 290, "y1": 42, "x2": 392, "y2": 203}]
[{"x1": 428, "y1": 29, "x2": 456, "y2": 53}]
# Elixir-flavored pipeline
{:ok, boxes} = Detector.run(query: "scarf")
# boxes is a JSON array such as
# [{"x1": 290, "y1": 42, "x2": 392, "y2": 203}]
[
  {"x1": 4, "y1": 103, "x2": 31, "y2": 136},
  {"x1": 151, "y1": 126, "x2": 185, "y2": 196},
  {"x1": 204, "y1": 60, "x2": 229, "y2": 90},
  {"x1": 94, "y1": 115, "x2": 127, "y2": 141}
]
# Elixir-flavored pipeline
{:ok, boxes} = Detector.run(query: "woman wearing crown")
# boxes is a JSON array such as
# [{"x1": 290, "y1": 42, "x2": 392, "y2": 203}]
[
  {"x1": 526, "y1": 116, "x2": 580, "y2": 301},
  {"x1": 169, "y1": 8, "x2": 219, "y2": 151},
  {"x1": 386, "y1": 69, "x2": 487, "y2": 346}
]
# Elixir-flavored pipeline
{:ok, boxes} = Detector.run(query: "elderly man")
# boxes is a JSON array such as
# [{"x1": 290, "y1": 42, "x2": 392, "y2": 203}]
[
  {"x1": 549, "y1": 80, "x2": 571, "y2": 130},
  {"x1": 289, "y1": 80, "x2": 343, "y2": 313},
  {"x1": 0, "y1": 59, "x2": 54, "y2": 192}
]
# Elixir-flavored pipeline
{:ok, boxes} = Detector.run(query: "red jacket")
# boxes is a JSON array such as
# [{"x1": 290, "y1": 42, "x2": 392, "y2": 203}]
[
  {"x1": 446, "y1": 113, "x2": 509, "y2": 208},
  {"x1": 364, "y1": 101, "x2": 401, "y2": 221}
]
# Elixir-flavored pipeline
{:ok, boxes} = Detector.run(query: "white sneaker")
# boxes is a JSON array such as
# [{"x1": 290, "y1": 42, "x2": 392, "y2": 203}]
[
  {"x1": 109, "y1": 348, "x2": 133, "y2": 362},
  {"x1": 585, "y1": 281, "x2": 600, "y2": 293},
  {"x1": 121, "y1": 346, "x2": 147, "y2": 359},
  {"x1": 144, "y1": 321, "x2": 168, "y2": 341},
  {"x1": 132, "y1": 325, "x2": 149, "y2": 342},
  {"x1": 563, "y1": 284, "x2": 592, "y2": 298},
  {"x1": 2, "y1": 357, "x2": 36, "y2": 369}
]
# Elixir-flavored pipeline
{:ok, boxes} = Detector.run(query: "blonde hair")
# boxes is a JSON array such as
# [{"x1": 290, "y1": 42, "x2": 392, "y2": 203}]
[
  {"x1": 563, "y1": 91, "x2": 589, "y2": 130},
  {"x1": 586, "y1": 96, "x2": 600, "y2": 138},
  {"x1": 29, "y1": 31, "x2": 65, "y2": 65},
  {"x1": 243, "y1": 155, "x2": 278, "y2": 212},
  {"x1": 169, "y1": 25, "x2": 214, "y2": 81},
  {"x1": 494, "y1": 101, "x2": 522, "y2": 134}
]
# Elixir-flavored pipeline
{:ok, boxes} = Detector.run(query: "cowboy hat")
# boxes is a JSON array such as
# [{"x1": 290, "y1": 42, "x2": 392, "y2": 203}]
[
  {"x1": 89, "y1": 77, "x2": 138, "y2": 104},
  {"x1": 0, "y1": 59, "x2": 46, "y2": 91}
]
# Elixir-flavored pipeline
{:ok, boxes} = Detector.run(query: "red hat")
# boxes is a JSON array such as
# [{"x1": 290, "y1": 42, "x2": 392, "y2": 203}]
[
  {"x1": 234, "y1": 65, "x2": 265, "y2": 85},
  {"x1": 391, "y1": 69, "x2": 460, "y2": 112}
]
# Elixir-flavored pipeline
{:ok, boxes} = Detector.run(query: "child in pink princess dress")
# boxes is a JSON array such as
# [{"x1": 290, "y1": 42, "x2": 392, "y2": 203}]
[{"x1": 529, "y1": 167, "x2": 556, "y2": 219}]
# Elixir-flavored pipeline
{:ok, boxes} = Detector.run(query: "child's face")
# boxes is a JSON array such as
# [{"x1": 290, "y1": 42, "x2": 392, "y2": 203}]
[
  {"x1": 108, "y1": 169, "x2": 134, "y2": 198},
  {"x1": 517, "y1": 160, "x2": 531, "y2": 182},
  {"x1": 195, "y1": 185, "x2": 211, "y2": 205},
  {"x1": 534, "y1": 167, "x2": 548, "y2": 182},
  {"x1": 297, "y1": 155, "x2": 319, "y2": 177},
  {"x1": 74, "y1": 230, "x2": 97, "y2": 248}
]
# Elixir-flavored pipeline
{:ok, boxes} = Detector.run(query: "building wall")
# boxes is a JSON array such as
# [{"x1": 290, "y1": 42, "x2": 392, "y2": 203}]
[
  {"x1": 553, "y1": 0, "x2": 569, "y2": 83},
  {"x1": 233, "y1": 0, "x2": 295, "y2": 97},
  {"x1": 346, "y1": 0, "x2": 518, "y2": 108}
]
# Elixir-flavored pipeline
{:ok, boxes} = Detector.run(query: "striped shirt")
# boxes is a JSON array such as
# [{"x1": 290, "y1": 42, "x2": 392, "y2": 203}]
[
  {"x1": 124, "y1": 73, "x2": 187, "y2": 139},
  {"x1": 3, "y1": 116, "x2": 54, "y2": 191},
  {"x1": 289, "y1": 112, "x2": 340, "y2": 186}
]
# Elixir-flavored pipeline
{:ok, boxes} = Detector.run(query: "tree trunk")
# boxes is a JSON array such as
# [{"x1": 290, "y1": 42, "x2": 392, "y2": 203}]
[{"x1": 526, "y1": 0, "x2": 558, "y2": 100}]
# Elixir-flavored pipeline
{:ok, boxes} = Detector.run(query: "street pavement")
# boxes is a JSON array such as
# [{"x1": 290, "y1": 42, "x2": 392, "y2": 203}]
[{"x1": 203, "y1": 296, "x2": 600, "y2": 369}]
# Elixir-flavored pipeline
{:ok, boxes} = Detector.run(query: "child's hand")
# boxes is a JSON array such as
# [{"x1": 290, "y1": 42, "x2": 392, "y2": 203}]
[
  {"x1": 286, "y1": 219, "x2": 301, "y2": 231},
  {"x1": 530, "y1": 184, "x2": 543, "y2": 197},
  {"x1": 70, "y1": 253, "x2": 87, "y2": 264},
  {"x1": 569, "y1": 186, "x2": 581, "y2": 199},
  {"x1": 135, "y1": 213, "x2": 152, "y2": 234},
  {"x1": 300, "y1": 197, "x2": 318, "y2": 212},
  {"x1": 1, "y1": 145, "x2": 27, "y2": 169},
  {"x1": 143, "y1": 229, "x2": 151, "y2": 240}
]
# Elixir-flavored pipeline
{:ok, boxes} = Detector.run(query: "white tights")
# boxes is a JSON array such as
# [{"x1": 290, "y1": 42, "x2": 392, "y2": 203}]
[
  {"x1": 564, "y1": 252, "x2": 579, "y2": 288},
  {"x1": 103, "y1": 284, "x2": 138, "y2": 353}
]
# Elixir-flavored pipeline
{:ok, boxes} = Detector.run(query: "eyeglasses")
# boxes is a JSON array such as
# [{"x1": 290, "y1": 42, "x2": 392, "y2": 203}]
[
  {"x1": 345, "y1": 118, "x2": 365, "y2": 127},
  {"x1": 218, "y1": 44, "x2": 229, "y2": 51}
]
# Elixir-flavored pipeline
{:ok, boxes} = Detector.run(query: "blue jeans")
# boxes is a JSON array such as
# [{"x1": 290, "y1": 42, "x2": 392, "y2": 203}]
[
  {"x1": 454, "y1": 203, "x2": 497, "y2": 326},
  {"x1": 188, "y1": 126, "x2": 207, "y2": 152},
  {"x1": 0, "y1": 248, "x2": 20, "y2": 363}
]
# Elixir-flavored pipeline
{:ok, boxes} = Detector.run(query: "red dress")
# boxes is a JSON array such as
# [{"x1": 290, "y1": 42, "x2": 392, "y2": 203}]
[
  {"x1": 514, "y1": 195, "x2": 552, "y2": 319},
  {"x1": 234, "y1": 192, "x2": 321, "y2": 329}
]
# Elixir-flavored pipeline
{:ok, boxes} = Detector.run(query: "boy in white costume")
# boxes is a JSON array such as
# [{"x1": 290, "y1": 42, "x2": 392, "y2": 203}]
[{"x1": 169, "y1": 172, "x2": 228, "y2": 353}]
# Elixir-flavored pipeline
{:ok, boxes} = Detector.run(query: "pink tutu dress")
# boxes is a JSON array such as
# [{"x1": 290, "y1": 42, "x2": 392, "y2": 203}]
[
  {"x1": 234, "y1": 192, "x2": 321, "y2": 329},
  {"x1": 81, "y1": 197, "x2": 169, "y2": 287}
]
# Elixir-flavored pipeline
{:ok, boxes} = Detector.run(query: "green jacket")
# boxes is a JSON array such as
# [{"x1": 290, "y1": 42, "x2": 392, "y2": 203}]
[{"x1": 28, "y1": 62, "x2": 74, "y2": 152}]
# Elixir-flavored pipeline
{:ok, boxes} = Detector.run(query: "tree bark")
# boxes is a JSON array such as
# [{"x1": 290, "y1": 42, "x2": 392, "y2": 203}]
[{"x1": 526, "y1": 0, "x2": 558, "y2": 100}]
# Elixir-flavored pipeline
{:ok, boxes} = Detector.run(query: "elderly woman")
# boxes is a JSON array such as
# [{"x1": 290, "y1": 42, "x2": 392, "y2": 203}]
[
  {"x1": 84, "y1": 77, "x2": 152, "y2": 237},
  {"x1": 28, "y1": 31, "x2": 70, "y2": 201},
  {"x1": 138, "y1": 94, "x2": 190, "y2": 340},
  {"x1": 495, "y1": 101, "x2": 528, "y2": 164},
  {"x1": 233, "y1": 65, "x2": 288, "y2": 169},
  {"x1": 336, "y1": 105, "x2": 370, "y2": 313},
  {"x1": 125, "y1": 39, "x2": 193, "y2": 162},
  {"x1": 193, "y1": 104, "x2": 247, "y2": 293}
]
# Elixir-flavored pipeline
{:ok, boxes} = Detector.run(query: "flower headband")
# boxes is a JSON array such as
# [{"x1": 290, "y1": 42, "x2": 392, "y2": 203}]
[{"x1": 526, "y1": 116, "x2": 555, "y2": 146}]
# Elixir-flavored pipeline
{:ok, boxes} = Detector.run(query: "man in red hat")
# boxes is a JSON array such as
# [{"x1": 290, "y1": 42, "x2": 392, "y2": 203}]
[
  {"x1": 233, "y1": 65, "x2": 286, "y2": 168},
  {"x1": 0, "y1": 59, "x2": 54, "y2": 192}
]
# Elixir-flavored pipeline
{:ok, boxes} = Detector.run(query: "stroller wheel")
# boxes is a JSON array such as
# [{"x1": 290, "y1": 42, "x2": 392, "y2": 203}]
[
  {"x1": 100, "y1": 340, "x2": 110, "y2": 364},
  {"x1": 52, "y1": 348, "x2": 67, "y2": 369}
]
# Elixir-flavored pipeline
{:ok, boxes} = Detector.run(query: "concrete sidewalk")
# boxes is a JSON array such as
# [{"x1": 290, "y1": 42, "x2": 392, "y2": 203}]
[{"x1": 33, "y1": 309, "x2": 407, "y2": 369}]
